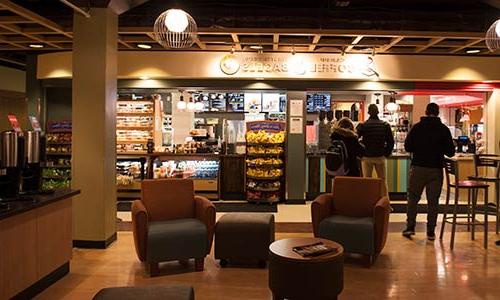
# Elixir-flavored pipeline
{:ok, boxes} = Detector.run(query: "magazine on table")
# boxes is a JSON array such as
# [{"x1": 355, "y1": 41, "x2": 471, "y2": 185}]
[{"x1": 292, "y1": 242, "x2": 337, "y2": 257}]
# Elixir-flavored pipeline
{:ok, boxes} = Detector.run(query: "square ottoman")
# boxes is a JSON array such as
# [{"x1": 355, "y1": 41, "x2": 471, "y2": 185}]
[{"x1": 215, "y1": 213, "x2": 275, "y2": 267}]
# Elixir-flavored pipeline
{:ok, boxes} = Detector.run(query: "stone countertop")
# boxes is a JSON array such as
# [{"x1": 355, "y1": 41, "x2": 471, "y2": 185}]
[{"x1": 0, "y1": 189, "x2": 80, "y2": 221}]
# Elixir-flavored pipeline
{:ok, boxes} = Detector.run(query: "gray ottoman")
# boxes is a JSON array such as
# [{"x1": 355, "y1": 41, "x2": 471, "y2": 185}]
[
  {"x1": 92, "y1": 285, "x2": 194, "y2": 300},
  {"x1": 215, "y1": 213, "x2": 275, "y2": 267}
]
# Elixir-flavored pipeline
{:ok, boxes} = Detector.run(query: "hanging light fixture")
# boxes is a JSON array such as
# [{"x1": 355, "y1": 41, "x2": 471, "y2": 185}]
[
  {"x1": 153, "y1": 9, "x2": 197, "y2": 49},
  {"x1": 187, "y1": 96, "x2": 196, "y2": 111},
  {"x1": 485, "y1": 19, "x2": 500, "y2": 52},
  {"x1": 194, "y1": 94, "x2": 205, "y2": 112},
  {"x1": 459, "y1": 109, "x2": 471, "y2": 123},
  {"x1": 177, "y1": 94, "x2": 187, "y2": 110},
  {"x1": 385, "y1": 91, "x2": 400, "y2": 113},
  {"x1": 374, "y1": 93, "x2": 381, "y2": 105}
]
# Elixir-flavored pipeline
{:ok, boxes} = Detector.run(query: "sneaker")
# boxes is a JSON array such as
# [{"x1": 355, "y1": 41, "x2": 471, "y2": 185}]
[
  {"x1": 402, "y1": 227, "x2": 415, "y2": 239},
  {"x1": 427, "y1": 231, "x2": 436, "y2": 241}
]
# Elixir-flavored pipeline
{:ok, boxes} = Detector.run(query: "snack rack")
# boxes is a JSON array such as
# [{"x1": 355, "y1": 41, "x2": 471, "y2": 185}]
[
  {"x1": 43, "y1": 120, "x2": 72, "y2": 190},
  {"x1": 245, "y1": 121, "x2": 286, "y2": 204}
]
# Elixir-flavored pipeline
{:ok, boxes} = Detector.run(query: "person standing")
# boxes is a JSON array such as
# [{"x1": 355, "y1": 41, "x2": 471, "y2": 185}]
[
  {"x1": 356, "y1": 104, "x2": 394, "y2": 197},
  {"x1": 402, "y1": 103, "x2": 455, "y2": 241},
  {"x1": 329, "y1": 117, "x2": 365, "y2": 177}
]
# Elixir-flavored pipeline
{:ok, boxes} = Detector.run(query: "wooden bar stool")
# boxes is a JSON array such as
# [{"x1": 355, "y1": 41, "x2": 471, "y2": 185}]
[
  {"x1": 468, "y1": 154, "x2": 500, "y2": 234},
  {"x1": 439, "y1": 158, "x2": 489, "y2": 249}
]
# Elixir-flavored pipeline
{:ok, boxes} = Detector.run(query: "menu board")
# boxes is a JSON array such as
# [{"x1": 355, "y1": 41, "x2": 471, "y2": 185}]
[
  {"x1": 262, "y1": 93, "x2": 281, "y2": 112},
  {"x1": 227, "y1": 93, "x2": 245, "y2": 112},
  {"x1": 244, "y1": 93, "x2": 262, "y2": 112},
  {"x1": 306, "y1": 93, "x2": 331, "y2": 112},
  {"x1": 209, "y1": 93, "x2": 226, "y2": 111}
]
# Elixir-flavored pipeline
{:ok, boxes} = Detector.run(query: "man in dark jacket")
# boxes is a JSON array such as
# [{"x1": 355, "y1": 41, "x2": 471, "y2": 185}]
[
  {"x1": 403, "y1": 103, "x2": 455, "y2": 241},
  {"x1": 357, "y1": 104, "x2": 394, "y2": 197}
]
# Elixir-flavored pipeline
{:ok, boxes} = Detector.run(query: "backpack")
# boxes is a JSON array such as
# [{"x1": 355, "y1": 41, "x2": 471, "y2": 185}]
[{"x1": 325, "y1": 139, "x2": 349, "y2": 176}]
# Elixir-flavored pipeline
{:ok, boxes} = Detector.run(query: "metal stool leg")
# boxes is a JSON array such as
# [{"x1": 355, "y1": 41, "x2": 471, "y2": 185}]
[
  {"x1": 484, "y1": 187, "x2": 489, "y2": 249},
  {"x1": 496, "y1": 181, "x2": 499, "y2": 235},
  {"x1": 450, "y1": 188, "x2": 459, "y2": 250},
  {"x1": 440, "y1": 186, "x2": 451, "y2": 240},
  {"x1": 471, "y1": 188, "x2": 478, "y2": 241},
  {"x1": 467, "y1": 189, "x2": 472, "y2": 232}
]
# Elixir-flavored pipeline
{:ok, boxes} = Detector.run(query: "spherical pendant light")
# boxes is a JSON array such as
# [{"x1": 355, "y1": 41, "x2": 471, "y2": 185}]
[
  {"x1": 154, "y1": 9, "x2": 197, "y2": 49},
  {"x1": 194, "y1": 101, "x2": 204, "y2": 112},
  {"x1": 485, "y1": 19, "x2": 500, "y2": 52}
]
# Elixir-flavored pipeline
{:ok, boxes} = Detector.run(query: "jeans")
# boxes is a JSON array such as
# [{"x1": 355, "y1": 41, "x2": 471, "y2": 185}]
[
  {"x1": 407, "y1": 166, "x2": 443, "y2": 231},
  {"x1": 362, "y1": 156, "x2": 388, "y2": 198}
]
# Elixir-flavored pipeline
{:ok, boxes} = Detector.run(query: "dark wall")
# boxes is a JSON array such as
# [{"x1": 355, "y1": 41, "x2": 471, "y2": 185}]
[{"x1": 46, "y1": 87, "x2": 72, "y2": 122}]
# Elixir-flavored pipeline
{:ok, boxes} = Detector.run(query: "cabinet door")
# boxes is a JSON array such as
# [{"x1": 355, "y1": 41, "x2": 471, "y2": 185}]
[{"x1": 220, "y1": 156, "x2": 246, "y2": 200}]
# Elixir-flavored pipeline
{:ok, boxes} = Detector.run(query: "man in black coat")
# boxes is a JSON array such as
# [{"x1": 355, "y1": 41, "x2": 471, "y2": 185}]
[{"x1": 403, "y1": 103, "x2": 455, "y2": 241}]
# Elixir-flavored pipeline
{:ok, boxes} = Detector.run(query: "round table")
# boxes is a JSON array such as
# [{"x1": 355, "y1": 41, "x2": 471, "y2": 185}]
[{"x1": 268, "y1": 237, "x2": 344, "y2": 300}]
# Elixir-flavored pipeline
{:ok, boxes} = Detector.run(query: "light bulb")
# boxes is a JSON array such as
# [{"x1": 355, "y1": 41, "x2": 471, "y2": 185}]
[
  {"x1": 165, "y1": 9, "x2": 189, "y2": 33},
  {"x1": 496, "y1": 20, "x2": 500, "y2": 37},
  {"x1": 195, "y1": 101, "x2": 204, "y2": 111},
  {"x1": 385, "y1": 102, "x2": 400, "y2": 112},
  {"x1": 187, "y1": 101, "x2": 195, "y2": 111},
  {"x1": 177, "y1": 98, "x2": 187, "y2": 110}
]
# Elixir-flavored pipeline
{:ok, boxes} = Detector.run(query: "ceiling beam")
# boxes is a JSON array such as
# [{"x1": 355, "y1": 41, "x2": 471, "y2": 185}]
[
  {"x1": 230, "y1": 33, "x2": 242, "y2": 50},
  {"x1": 0, "y1": 55, "x2": 25, "y2": 66},
  {"x1": 450, "y1": 39, "x2": 484, "y2": 53},
  {"x1": 0, "y1": 0, "x2": 72, "y2": 38},
  {"x1": 194, "y1": 37, "x2": 207, "y2": 50},
  {"x1": 0, "y1": 16, "x2": 36, "y2": 24},
  {"x1": 344, "y1": 35, "x2": 364, "y2": 52},
  {"x1": 0, "y1": 34, "x2": 26, "y2": 49},
  {"x1": 118, "y1": 39, "x2": 133, "y2": 49},
  {"x1": 0, "y1": 24, "x2": 62, "y2": 48},
  {"x1": 379, "y1": 37, "x2": 404, "y2": 52},
  {"x1": 308, "y1": 34, "x2": 321, "y2": 52},
  {"x1": 415, "y1": 37, "x2": 445, "y2": 53}
]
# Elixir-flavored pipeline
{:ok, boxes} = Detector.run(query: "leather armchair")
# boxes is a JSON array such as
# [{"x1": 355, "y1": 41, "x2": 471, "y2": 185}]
[
  {"x1": 132, "y1": 179, "x2": 216, "y2": 276},
  {"x1": 311, "y1": 176, "x2": 390, "y2": 266}
]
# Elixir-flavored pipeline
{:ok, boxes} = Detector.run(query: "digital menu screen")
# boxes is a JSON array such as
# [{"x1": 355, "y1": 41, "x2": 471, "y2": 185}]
[
  {"x1": 227, "y1": 93, "x2": 245, "y2": 112},
  {"x1": 209, "y1": 93, "x2": 226, "y2": 112},
  {"x1": 306, "y1": 93, "x2": 331, "y2": 112},
  {"x1": 244, "y1": 93, "x2": 262, "y2": 112},
  {"x1": 262, "y1": 93, "x2": 281, "y2": 112}
]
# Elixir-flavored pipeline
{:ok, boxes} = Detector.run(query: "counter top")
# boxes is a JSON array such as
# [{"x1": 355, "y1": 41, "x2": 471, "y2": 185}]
[
  {"x1": 0, "y1": 189, "x2": 80, "y2": 221},
  {"x1": 306, "y1": 152, "x2": 411, "y2": 158},
  {"x1": 450, "y1": 154, "x2": 474, "y2": 161}
]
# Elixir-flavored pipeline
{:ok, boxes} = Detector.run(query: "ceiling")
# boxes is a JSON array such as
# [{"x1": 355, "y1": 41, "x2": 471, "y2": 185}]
[{"x1": 0, "y1": 0, "x2": 499, "y2": 70}]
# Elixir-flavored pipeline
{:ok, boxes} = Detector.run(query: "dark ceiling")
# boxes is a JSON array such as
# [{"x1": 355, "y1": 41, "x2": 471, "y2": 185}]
[{"x1": 11, "y1": 0, "x2": 500, "y2": 31}]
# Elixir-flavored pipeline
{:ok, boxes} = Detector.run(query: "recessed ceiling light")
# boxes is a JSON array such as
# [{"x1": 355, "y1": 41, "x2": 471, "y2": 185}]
[
  {"x1": 140, "y1": 76, "x2": 150, "y2": 80},
  {"x1": 466, "y1": 49, "x2": 481, "y2": 54},
  {"x1": 250, "y1": 45, "x2": 263, "y2": 50},
  {"x1": 137, "y1": 44, "x2": 152, "y2": 49},
  {"x1": 29, "y1": 44, "x2": 44, "y2": 48}
]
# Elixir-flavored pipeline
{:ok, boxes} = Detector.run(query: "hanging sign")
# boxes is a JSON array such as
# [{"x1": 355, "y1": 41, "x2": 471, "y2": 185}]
[
  {"x1": 29, "y1": 116, "x2": 42, "y2": 132},
  {"x1": 246, "y1": 121, "x2": 286, "y2": 132},
  {"x1": 7, "y1": 114, "x2": 21, "y2": 132}
]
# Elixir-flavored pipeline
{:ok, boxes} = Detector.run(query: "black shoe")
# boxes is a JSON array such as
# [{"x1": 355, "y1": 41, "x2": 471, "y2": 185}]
[
  {"x1": 402, "y1": 227, "x2": 415, "y2": 239},
  {"x1": 427, "y1": 231, "x2": 436, "y2": 241}
]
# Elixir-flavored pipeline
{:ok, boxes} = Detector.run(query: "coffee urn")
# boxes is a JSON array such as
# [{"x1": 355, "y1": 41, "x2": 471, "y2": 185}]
[
  {"x1": 0, "y1": 131, "x2": 24, "y2": 199},
  {"x1": 21, "y1": 130, "x2": 45, "y2": 194}
]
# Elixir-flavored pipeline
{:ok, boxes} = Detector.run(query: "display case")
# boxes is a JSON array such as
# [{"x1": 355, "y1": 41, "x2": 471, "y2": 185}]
[
  {"x1": 43, "y1": 121, "x2": 72, "y2": 190},
  {"x1": 245, "y1": 121, "x2": 286, "y2": 203},
  {"x1": 116, "y1": 155, "x2": 147, "y2": 211},
  {"x1": 151, "y1": 154, "x2": 219, "y2": 193}
]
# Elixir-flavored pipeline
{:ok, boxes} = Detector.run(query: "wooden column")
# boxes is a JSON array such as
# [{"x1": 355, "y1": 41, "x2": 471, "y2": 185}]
[
  {"x1": 286, "y1": 92, "x2": 307, "y2": 204},
  {"x1": 25, "y1": 54, "x2": 45, "y2": 127},
  {"x1": 72, "y1": 8, "x2": 117, "y2": 247}
]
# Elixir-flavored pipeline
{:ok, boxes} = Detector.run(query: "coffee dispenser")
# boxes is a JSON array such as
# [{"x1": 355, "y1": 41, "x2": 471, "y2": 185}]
[
  {"x1": 0, "y1": 131, "x2": 24, "y2": 199},
  {"x1": 21, "y1": 130, "x2": 45, "y2": 194}
]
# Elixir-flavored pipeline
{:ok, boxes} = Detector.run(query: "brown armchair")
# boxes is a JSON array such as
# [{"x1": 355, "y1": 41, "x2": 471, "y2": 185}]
[
  {"x1": 132, "y1": 179, "x2": 216, "y2": 276},
  {"x1": 311, "y1": 176, "x2": 390, "y2": 266}
]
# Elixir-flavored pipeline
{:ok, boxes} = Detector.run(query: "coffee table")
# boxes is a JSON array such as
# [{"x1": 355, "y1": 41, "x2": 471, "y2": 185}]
[{"x1": 268, "y1": 237, "x2": 344, "y2": 300}]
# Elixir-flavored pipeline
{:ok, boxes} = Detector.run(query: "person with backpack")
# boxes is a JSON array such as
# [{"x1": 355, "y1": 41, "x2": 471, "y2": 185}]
[
  {"x1": 327, "y1": 117, "x2": 365, "y2": 177},
  {"x1": 356, "y1": 104, "x2": 395, "y2": 197}
]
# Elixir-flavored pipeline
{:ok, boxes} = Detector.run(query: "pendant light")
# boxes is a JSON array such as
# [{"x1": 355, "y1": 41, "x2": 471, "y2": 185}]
[
  {"x1": 486, "y1": 19, "x2": 500, "y2": 52},
  {"x1": 187, "y1": 96, "x2": 196, "y2": 111},
  {"x1": 154, "y1": 8, "x2": 197, "y2": 49},
  {"x1": 177, "y1": 95, "x2": 187, "y2": 110},
  {"x1": 385, "y1": 91, "x2": 400, "y2": 113},
  {"x1": 459, "y1": 109, "x2": 470, "y2": 123}
]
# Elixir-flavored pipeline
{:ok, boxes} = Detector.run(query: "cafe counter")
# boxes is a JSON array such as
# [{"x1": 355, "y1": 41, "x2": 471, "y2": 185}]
[{"x1": 0, "y1": 189, "x2": 80, "y2": 299}]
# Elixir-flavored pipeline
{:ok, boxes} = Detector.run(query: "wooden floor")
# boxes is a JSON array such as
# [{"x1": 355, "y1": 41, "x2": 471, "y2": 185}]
[{"x1": 35, "y1": 231, "x2": 500, "y2": 300}]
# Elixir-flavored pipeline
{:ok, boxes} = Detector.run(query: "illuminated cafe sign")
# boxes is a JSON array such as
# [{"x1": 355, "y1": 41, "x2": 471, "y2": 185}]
[{"x1": 220, "y1": 54, "x2": 379, "y2": 78}]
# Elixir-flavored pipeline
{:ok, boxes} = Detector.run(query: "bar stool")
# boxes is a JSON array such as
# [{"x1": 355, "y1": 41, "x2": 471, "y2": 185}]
[
  {"x1": 439, "y1": 158, "x2": 489, "y2": 249},
  {"x1": 468, "y1": 154, "x2": 500, "y2": 234}
]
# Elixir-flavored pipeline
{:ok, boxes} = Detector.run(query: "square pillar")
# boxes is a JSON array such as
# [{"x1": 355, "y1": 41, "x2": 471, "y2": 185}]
[{"x1": 72, "y1": 8, "x2": 117, "y2": 247}]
